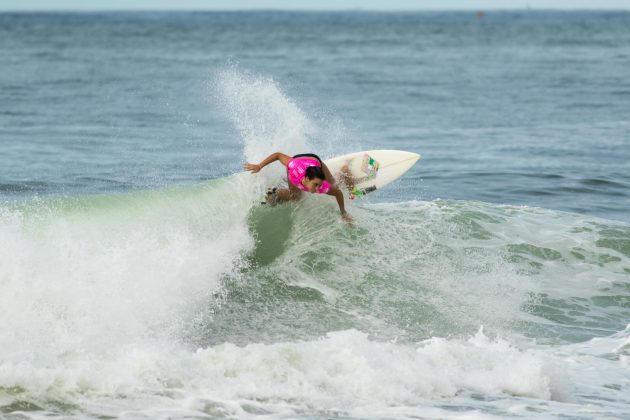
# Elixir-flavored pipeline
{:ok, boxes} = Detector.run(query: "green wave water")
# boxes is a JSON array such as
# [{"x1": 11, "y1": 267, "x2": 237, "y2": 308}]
[{"x1": 1, "y1": 177, "x2": 629, "y2": 418}]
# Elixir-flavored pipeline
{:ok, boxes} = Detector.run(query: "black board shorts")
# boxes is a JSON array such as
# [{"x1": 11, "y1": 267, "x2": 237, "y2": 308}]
[{"x1": 291, "y1": 153, "x2": 323, "y2": 165}]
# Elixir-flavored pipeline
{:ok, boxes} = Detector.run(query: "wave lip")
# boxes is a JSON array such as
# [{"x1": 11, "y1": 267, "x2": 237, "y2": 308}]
[{"x1": 0, "y1": 174, "x2": 257, "y2": 359}]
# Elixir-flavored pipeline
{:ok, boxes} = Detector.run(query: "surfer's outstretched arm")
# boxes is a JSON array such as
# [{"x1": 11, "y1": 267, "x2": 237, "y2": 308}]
[
  {"x1": 327, "y1": 185, "x2": 352, "y2": 222},
  {"x1": 244, "y1": 152, "x2": 291, "y2": 173}
]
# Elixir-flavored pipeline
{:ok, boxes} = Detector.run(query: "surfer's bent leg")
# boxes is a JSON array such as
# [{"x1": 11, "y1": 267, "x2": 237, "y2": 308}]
[
  {"x1": 339, "y1": 164, "x2": 357, "y2": 198},
  {"x1": 276, "y1": 184, "x2": 302, "y2": 202},
  {"x1": 339, "y1": 165, "x2": 355, "y2": 189}
]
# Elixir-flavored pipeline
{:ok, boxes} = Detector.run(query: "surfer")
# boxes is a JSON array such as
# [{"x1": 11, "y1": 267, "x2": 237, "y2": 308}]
[{"x1": 244, "y1": 152, "x2": 353, "y2": 222}]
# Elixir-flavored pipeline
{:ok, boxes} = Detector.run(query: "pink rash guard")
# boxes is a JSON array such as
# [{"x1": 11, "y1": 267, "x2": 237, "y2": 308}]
[{"x1": 287, "y1": 157, "x2": 331, "y2": 194}]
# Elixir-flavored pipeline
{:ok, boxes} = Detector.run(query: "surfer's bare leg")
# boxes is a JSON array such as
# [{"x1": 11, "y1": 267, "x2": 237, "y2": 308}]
[
  {"x1": 276, "y1": 184, "x2": 302, "y2": 202},
  {"x1": 340, "y1": 164, "x2": 357, "y2": 199}
]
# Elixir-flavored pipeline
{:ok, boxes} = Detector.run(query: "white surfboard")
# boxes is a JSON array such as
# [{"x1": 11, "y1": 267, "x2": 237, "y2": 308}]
[{"x1": 324, "y1": 150, "x2": 420, "y2": 198}]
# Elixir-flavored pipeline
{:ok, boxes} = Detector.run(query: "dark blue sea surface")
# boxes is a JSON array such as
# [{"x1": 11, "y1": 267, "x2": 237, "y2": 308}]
[{"x1": 1, "y1": 11, "x2": 629, "y2": 220}]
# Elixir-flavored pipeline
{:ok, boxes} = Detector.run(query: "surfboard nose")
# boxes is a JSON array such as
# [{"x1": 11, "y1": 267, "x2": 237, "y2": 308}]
[{"x1": 398, "y1": 150, "x2": 421, "y2": 163}]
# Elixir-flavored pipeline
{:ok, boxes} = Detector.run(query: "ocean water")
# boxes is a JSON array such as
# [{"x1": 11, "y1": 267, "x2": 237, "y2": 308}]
[{"x1": 1, "y1": 10, "x2": 629, "y2": 419}]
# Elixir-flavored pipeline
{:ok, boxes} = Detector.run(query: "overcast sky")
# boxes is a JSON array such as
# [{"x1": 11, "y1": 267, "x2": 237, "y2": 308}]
[{"x1": 1, "y1": 0, "x2": 630, "y2": 11}]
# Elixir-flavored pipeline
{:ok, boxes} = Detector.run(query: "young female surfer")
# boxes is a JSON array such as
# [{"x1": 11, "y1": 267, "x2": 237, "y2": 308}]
[{"x1": 244, "y1": 152, "x2": 352, "y2": 222}]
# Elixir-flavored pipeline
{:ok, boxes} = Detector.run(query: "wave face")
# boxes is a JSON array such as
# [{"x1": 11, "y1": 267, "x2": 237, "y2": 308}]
[{"x1": 1, "y1": 183, "x2": 629, "y2": 418}]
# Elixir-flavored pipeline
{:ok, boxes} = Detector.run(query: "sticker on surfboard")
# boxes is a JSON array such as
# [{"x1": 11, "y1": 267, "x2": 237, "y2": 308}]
[
  {"x1": 361, "y1": 154, "x2": 380, "y2": 180},
  {"x1": 348, "y1": 154, "x2": 379, "y2": 198},
  {"x1": 351, "y1": 185, "x2": 377, "y2": 198}
]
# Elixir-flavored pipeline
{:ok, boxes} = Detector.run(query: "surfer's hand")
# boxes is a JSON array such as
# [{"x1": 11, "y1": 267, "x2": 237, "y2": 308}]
[{"x1": 244, "y1": 163, "x2": 261, "y2": 173}]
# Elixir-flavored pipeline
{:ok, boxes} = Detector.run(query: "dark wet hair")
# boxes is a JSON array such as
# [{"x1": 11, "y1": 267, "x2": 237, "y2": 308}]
[{"x1": 305, "y1": 166, "x2": 325, "y2": 181}]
